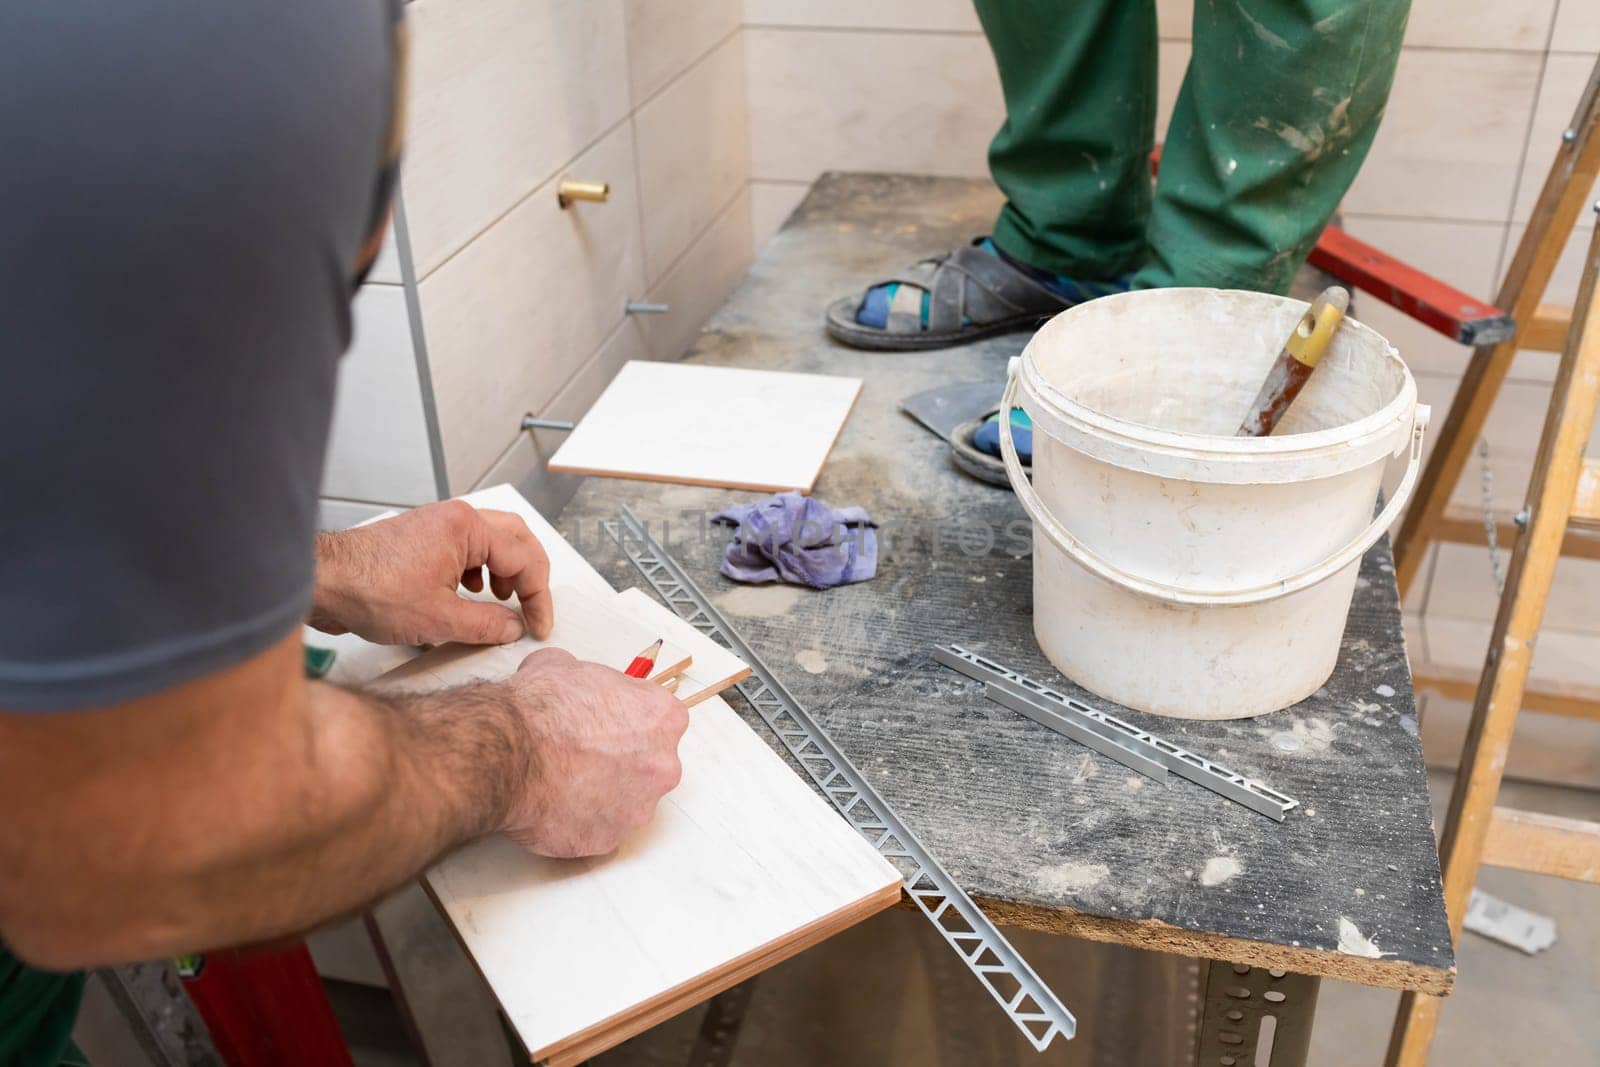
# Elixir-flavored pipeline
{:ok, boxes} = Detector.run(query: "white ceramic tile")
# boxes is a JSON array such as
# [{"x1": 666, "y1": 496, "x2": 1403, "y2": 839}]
[
  {"x1": 742, "y1": 0, "x2": 980, "y2": 32},
  {"x1": 418, "y1": 125, "x2": 646, "y2": 492},
  {"x1": 1419, "y1": 690, "x2": 1600, "y2": 788},
  {"x1": 1510, "y1": 53, "x2": 1599, "y2": 224},
  {"x1": 1420, "y1": 369, "x2": 1600, "y2": 512},
  {"x1": 639, "y1": 188, "x2": 755, "y2": 362},
  {"x1": 751, "y1": 180, "x2": 809, "y2": 249},
  {"x1": 625, "y1": 0, "x2": 741, "y2": 105},
  {"x1": 1424, "y1": 616, "x2": 1600, "y2": 688},
  {"x1": 1494, "y1": 219, "x2": 1595, "y2": 386},
  {"x1": 1337, "y1": 215, "x2": 1506, "y2": 379},
  {"x1": 1157, "y1": 2, "x2": 1552, "y2": 52},
  {"x1": 1508, "y1": 217, "x2": 1597, "y2": 309},
  {"x1": 401, "y1": 0, "x2": 631, "y2": 277},
  {"x1": 533, "y1": 318, "x2": 650, "y2": 457},
  {"x1": 1429, "y1": 541, "x2": 1600, "y2": 633},
  {"x1": 1402, "y1": 546, "x2": 1435, "y2": 614},
  {"x1": 745, "y1": 28, "x2": 1003, "y2": 181},
  {"x1": 473, "y1": 320, "x2": 649, "y2": 518},
  {"x1": 321, "y1": 284, "x2": 439, "y2": 505},
  {"x1": 635, "y1": 34, "x2": 750, "y2": 284},
  {"x1": 1405, "y1": 0, "x2": 1556, "y2": 51},
  {"x1": 1156, "y1": 0, "x2": 1192, "y2": 39},
  {"x1": 1552, "y1": 1, "x2": 1600, "y2": 52},
  {"x1": 1346, "y1": 49, "x2": 1541, "y2": 222}
]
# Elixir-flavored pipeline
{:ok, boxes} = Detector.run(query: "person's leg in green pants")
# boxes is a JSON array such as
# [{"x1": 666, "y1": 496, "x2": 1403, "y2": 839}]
[
  {"x1": 826, "y1": 0, "x2": 1409, "y2": 350},
  {"x1": 978, "y1": 0, "x2": 1158, "y2": 283},
  {"x1": 825, "y1": 0, "x2": 1155, "y2": 350},
  {"x1": 1138, "y1": 0, "x2": 1409, "y2": 292}
]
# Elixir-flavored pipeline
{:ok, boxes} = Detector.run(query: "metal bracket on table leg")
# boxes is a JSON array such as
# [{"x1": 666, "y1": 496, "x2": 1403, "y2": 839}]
[{"x1": 1195, "y1": 960, "x2": 1320, "y2": 1067}]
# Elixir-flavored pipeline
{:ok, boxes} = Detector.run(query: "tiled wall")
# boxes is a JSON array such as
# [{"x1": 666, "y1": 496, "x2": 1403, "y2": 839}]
[
  {"x1": 321, "y1": 0, "x2": 751, "y2": 523},
  {"x1": 743, "y1": 0, "x2": 1600, "y2": 783}
]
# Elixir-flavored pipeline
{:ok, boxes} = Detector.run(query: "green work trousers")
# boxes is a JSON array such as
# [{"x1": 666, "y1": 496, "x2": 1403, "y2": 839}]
[
  {"x1": 974, "y1": 0, "x2": 1409, "y2": 294},
  {"x1": 0, "y1": 944, "x2": 86, "y2": 1067}
]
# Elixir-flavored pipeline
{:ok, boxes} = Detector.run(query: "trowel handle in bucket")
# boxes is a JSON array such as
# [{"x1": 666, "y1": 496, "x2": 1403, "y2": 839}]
[{"x1": 998, "y1": 366, "x2": 1431, "y2": 607}]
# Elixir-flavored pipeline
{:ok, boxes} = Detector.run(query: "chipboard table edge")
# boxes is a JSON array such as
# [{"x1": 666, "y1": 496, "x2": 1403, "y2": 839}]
[{"x1": 965, "y1": 894, "x2": 1455, "y2": 996}]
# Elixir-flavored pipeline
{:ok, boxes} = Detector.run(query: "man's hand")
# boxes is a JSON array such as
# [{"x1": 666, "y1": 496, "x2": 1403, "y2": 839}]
[
  {"x1": 311, "y1": 500, "x2": 554, "y2": 645},
  {"x1": 496, "y1": 648, "x2": 689, "y2": 858}
]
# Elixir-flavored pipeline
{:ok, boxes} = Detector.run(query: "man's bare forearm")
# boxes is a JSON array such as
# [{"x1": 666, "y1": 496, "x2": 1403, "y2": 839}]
[{"x1": 0, "y1": 633, "x2": 535, "y2": 969}]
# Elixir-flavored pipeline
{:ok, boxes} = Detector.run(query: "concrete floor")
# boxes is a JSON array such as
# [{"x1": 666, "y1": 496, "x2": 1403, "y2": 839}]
[{"x1": 72, "y1": 772, "x2": 1598, "y2": 1065}]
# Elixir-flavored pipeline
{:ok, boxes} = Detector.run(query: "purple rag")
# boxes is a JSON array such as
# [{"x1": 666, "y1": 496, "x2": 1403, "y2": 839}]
[{"x1": 711, "y1": 492, "x2": 878, "y2": 589}]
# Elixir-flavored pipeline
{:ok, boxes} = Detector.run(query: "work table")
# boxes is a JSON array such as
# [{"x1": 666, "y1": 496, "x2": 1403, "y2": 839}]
[{"x1": 561, "y1": 172, "x2": 1454, "y2": 1001}]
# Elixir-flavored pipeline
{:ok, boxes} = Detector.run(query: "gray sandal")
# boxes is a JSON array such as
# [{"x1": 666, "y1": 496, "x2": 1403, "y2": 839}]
[{"x1": 825, "y1": 239, "x2": 1074, "y2": 351}]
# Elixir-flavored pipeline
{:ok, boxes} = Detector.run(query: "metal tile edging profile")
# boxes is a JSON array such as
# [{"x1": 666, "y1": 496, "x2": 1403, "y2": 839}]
[{"x1": 603, "y1": 508, "x2": 1077, "y2": 1050}]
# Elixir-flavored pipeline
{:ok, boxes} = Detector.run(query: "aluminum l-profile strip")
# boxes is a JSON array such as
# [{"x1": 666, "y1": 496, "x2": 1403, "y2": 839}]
[
  {"x1": 938, "y1": 645, "x2": 1300, "y2": 823},
  {"x1": 979, "y1": 682, "x2": 1168, "y2": 782},
  {"x1": 604, "y1": 509, "x2": 1076, "y2": 1049}
]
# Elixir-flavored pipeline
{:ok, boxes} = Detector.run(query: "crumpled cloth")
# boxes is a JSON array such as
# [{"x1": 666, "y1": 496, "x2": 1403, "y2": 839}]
[{"x1": 711, "y1": 492, "x2": 878, "y2": 589}]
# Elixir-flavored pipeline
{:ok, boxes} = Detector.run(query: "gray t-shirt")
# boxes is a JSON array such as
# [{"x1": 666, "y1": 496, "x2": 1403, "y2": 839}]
[{"x1": 0, "y1": 1, "x2": 403, "y2": 710}]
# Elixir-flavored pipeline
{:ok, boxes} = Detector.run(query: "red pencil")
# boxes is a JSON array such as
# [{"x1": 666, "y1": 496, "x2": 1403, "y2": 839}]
[{"x1": 624, "y1": 638, "x2": 663, "y2": 679}]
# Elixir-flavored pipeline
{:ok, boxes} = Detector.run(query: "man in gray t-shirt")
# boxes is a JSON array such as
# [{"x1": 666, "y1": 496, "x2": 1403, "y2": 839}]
[{"x1": 0, "y1": 4, "x2": 686, "y2": 1055}]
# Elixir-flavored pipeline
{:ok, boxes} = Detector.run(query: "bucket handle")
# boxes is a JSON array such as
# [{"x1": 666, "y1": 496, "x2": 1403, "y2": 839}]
[{"x1": 999, "y1": 367, "x2": 1431, "y2": 607}]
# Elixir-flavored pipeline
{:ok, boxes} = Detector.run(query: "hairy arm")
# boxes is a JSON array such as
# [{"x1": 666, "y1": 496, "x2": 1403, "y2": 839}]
[
  {"x1": 0, "y1": 631, "x2": 685, "y2": 971},
  {"x1": 0, "y1": 632, "x2": 521, "y2": 969}
]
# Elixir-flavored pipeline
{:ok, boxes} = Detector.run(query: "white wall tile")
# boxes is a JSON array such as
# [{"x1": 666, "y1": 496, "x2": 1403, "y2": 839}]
[
  {"x1": 1509, "y1": 53, "x2": 1599, "y2": 223},
  {"x1": 1148, "y1": 2, "x2": 1555, "y2": 51},
  {"x1": 1499, "y1": 221, "x2": 1598, "y2": 385},
  {"x1": 1424, "y1": 616, "x2": 1600, "y2": 687},
  {"x1": 743, "y1": 0, "x2": 980, "y2": 33},
  {"x1": 1347, "y1": 49, "x2": 1541, "y2": 221},
  {"x1": 1405, "y1": 0, "x2": 1557, "y2": 51},
  {"x1": 745, "y1": 28, "x2": 1003, "y2": 181},
  {"x1": 402, "y1": 0, "x2": 631, "y2": 277},
  {"x1": 1498, "y1": 216, "x2": 1595, "y2": 338},
  {"x1": 1428, "y1": 542, "x2": 1600, "y2": 633},
  {"x1": 322, "y1": 284, "x2": 439, "y2": 505},
  {"x1": 625, "y1": 0, "x2": 741, "y2": 105},
  {"x1": 635, "y1": 33, "x2": 750, "y2": 284},
  {"x1": 639, "y1": 188, "x2": 755, "y2": 362},
  {"x1": 418, "y1": 125, "x2": 645, "y2": 492},
  {"x1": 751, "y1": 180, "x2": 809, "y2": 249},
  {"x1": 1156, "y1": 0, "x2": 1192, "y2": 40},
  {"x1": 477, "y1": 319, "x2": 650, "y2": 517},
  {"x1": 1420, "y1": 690, "x2": 1600, "y2": 788},
  {"x1": 1552, "y1": 1, "x2": 1600, "y2": 52}
]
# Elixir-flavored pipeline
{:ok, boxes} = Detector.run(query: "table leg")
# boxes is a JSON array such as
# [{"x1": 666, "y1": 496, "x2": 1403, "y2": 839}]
[
  {"x1": 685, "y1": 979, "x2": 758, "y2": 1067},
  {"x1": 1194, "y1": 959, "x2": 1320, "y2": 1067}
]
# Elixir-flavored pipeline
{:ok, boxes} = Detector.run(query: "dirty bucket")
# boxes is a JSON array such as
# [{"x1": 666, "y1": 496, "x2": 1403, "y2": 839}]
[{"x1": 1000, "y1": 288, "x2": 1429, "y2": 719}]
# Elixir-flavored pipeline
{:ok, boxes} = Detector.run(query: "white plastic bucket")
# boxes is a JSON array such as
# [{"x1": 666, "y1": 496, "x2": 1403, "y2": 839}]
[{"x1": 1001, "y1": 288, "x2": 1429, "y2": 720}]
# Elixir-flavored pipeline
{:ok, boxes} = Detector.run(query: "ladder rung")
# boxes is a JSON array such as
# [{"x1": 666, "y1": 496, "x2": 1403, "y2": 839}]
[
  {"x1": 1412, "y1": 664, "x2": 1600, "y2": 722},
  {"x1": 1432, "y1": 506, "x2": 1600, "y2": 560},
  {"x1": 1573, "y1": 461, "x2": 1600, "y2": 525},
  {"x1": 1483, "y1": 806, "x2": 1600, "y2": 884},
  {"x1": 1522, "y1": 302, "x2": 1574, "y2": 351}
]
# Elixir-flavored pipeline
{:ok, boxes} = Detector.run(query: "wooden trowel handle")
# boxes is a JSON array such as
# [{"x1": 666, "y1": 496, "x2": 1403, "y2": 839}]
[{"x1": 1236, "y1": 286, "x2": 1350, "y2": 437}]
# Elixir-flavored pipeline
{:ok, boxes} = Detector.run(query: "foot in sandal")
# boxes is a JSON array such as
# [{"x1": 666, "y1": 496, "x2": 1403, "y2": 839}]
[{"x1": 825, "y1": 237, "x2": 1132, "y2": 351}]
